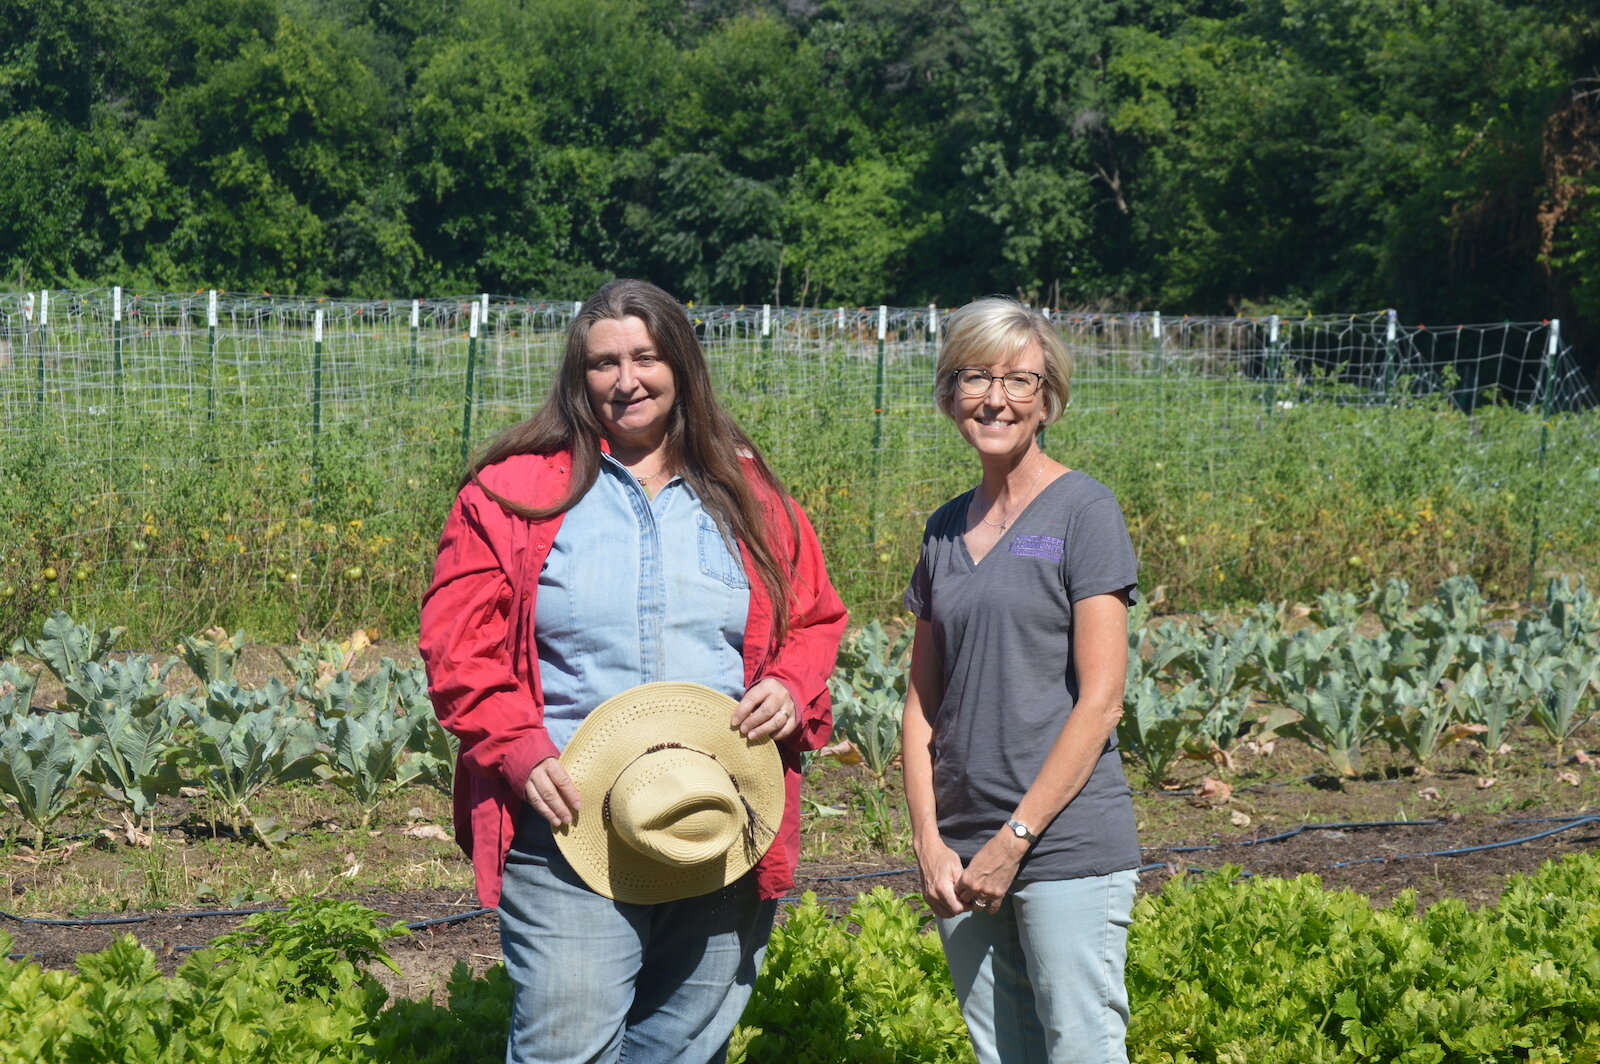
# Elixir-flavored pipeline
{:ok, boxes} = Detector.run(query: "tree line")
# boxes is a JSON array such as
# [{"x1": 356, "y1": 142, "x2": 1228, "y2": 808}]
[{"x1": 2, "y1": 0, "x2": 1598, "y2": 375}]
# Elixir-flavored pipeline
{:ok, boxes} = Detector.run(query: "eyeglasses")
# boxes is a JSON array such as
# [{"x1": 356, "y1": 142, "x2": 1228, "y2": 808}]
[{"x1": 952, "y1": 368, "x2": 1046, "y2": 400}]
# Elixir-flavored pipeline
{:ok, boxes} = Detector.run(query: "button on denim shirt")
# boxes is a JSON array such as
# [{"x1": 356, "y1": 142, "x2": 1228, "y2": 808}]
[{"x1": 534, "y1": 454, "x2": 751, "y2": 752}]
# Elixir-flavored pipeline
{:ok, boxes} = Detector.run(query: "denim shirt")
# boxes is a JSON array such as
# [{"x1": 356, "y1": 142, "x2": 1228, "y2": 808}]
[{"x1": 534, "y1": 454, "x2": 751, "y2": 751}]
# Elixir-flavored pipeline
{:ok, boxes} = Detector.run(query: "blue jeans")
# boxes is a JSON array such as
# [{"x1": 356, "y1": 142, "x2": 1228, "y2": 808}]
[
  {"x1": 936, "y1": 869, "x2": 1137, "y2": 1064},
  {"x1": 499, "y1": 815, "x2": 776, "y2": 1064}
]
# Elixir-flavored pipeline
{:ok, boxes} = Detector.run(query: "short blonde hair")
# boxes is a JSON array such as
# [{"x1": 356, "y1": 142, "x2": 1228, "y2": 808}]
[{"x1": 934, "y1": 297, "x2": 1073, "y2": 428}]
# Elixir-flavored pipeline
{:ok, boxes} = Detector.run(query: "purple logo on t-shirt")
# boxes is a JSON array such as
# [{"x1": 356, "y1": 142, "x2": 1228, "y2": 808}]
[{"x1": 1009, "y1": 534, "x2": 1064, "y2": 561}]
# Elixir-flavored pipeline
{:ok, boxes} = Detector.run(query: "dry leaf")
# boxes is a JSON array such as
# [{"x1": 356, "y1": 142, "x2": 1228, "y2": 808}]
[
  {"x1": 1558, "y1": 771, "x2": 1581, "y2": 786},
  {"x1": 821, "y1": 739, "x2": 862, "y2": 766},
  {"x1": 179, "y1": 786, "x2": 205, "y2": 799},
  {"x1": 1440, "y1": 722, "x2": 1484, "y2": 745},
  {"x1": 1417, "y1": 787, "x2": 1442, "y2": 801},
  {"x1": 1476, "y1": 777, "x2": 1497, "y2": 789},
  {"x1": 1195, "y1": 777, "x2": 1232, "y2": 801},
  {"x1": 404, "y1": 824, "x2": 451, "y2": 841},
  {"x1": 1230, "y1": 810, "x2": 1252, "y2": 827},
  {"x1": 1575, "y1": 749, "x2": 1594, "y2": 765},
  {"x1": 118, "y1": 813, "x2": 152, "y2": 847},
  {"x1": 1495, "y1": 742, "x2": 1513, "y2": 756}
]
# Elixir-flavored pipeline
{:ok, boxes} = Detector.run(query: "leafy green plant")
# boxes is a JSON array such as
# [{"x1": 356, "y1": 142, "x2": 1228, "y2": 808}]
[
  {"x1": 733, "y1": 888, "x2": 971, "y2": 1064},
  {"x1": 1525, "y1": 647, "x2": 1600, "y2": 765},
  {"x1": 8, "y1": 609, "x2": 127, "y2": 686},
  {"x1": 1374, "y1": 678, "x2": 1466, "y2": 771},
  {"x1": 211, "y1": 896, "x2": 408, "y2": 1004},
  {"x1": 63, "y1": 656, "x2": 176, "y2": 718},
  {"x1": 0, "y1": 930, "x2": 382, "y2": 1062},
  {"x1": 318, "y1": 705, "x2": 427, "y2": 830},
  {"x1": 370, "y1": 962, "x2": 513, "y2": 1063},
  {"x1": 1119, "y1": 676, "x2": 1205, "y2": 784},
  {"x1": 1274, "y1": 671, "x2": 1383, "y2": 778},
  {"x1": 0, "y1": 713, "x2": 100, "y2": 848},
  {"x1": 183, "y1": 696, "x2": 320, "y2": 847},
  {"x1": 828, "y1": 620, "x2": 911, "y2": 784},
  {"x1": 176, "y1": 626, "x2": 249, "y2": 687},
  {"x1": 76, "y1": 692, "x2": 187, "y2": 827},
  {"x1": 1451, "y1": 661, "x2": 1531, "y2": 773},
  {"x1": 0, "y1": 661, "x2": 37, "y2": 721}
]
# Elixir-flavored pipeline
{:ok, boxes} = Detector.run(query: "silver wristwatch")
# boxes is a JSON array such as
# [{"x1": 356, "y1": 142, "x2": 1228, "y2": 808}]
[{"x1": 1006, "y1": 818, "x2": 1038, "y2": 844}]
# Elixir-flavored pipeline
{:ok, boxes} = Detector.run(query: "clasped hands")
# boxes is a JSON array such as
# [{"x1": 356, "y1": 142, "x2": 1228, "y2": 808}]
[{"x1": 917, "y1": 830, "x2": 1028, "y2": 919}]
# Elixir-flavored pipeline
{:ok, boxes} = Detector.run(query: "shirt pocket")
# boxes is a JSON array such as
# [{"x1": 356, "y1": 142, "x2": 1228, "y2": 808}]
[{"x1": 697, "y1": 513, "x2": 750, "y2": 589}]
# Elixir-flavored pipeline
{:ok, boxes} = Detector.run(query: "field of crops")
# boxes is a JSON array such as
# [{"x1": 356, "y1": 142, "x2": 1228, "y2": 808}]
[{"x1": 3, "y1": 292, "x2": 1598, "y2": 647}]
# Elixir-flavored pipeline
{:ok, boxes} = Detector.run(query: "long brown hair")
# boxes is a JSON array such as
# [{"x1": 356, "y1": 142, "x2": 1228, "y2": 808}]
[{"x1": 467, "y1": 278, "x2": 800, "y2": 642}]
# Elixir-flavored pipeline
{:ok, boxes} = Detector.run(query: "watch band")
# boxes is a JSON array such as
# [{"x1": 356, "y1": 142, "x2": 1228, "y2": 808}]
[{"x1": 1006, "y1": 818, "x2": 1038, "y2": 844}]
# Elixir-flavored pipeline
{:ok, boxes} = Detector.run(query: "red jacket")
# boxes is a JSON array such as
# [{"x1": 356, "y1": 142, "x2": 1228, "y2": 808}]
[{"x1": 419, "y1": 450, "x2": 847, "y2": 906}]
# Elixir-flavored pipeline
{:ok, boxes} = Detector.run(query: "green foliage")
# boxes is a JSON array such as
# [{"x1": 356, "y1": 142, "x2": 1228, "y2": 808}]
[
  {"x1": 828, "y1": 621, "x2": 911, "y2": 785},
  {"x1": 1128, "y1": 852, "x2": 1600, "y2": 1061},
  {"x1": 176, "y1": 627, "x2": 248, "y2": 687},
  {"x1": 210, "y1": 895, "x2": 408, "y2": 1004},
  {"x1": 1119, "y1": 676, "x2": 1205, "y2": 784},
  {"x1": 11, "y1": 856, "x2": 1600, "y2": 1060},
  {"x1": 318, "y1": 703, "x2": 426, "y2": 830},
  {"x1": 0, "y1": 713, "x2": 99, "y2": 848},
  {"x1": 74, "y1": 681, "x2": 187, "y2": 820},
  {"x1": 0, "y1": 926, "x2": 383, "y2": 1062},
  {"x1": 182, "y1": 696, "x2": 320, "y2": 845},
  {"x1": 0, "y1": 661, "x2": 38, "y2": 720},
  {"x1": 9, "y1": 609, "x2": 128, "y2": 686},
  {"x1": 732, "y1": 888, "x2": 973, "y2": 1063},
  {"x1": 369, "y1": 962, "x2": 513, "y2": 1063}
]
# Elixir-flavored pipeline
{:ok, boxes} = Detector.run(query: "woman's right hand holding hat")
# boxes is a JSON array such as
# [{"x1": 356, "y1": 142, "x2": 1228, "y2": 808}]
[{"x1": 526, "y1": 757, "x2": 584, "y2": 828}]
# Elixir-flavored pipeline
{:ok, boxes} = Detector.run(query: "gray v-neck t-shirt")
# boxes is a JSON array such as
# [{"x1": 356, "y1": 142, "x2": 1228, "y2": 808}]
[{"x1": 903, "y1": 471, "x2": 1141, "y2": 883}]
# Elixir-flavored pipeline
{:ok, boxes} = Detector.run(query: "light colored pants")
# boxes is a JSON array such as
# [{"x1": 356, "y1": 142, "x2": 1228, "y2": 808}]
[
  {"x1": 937, "y1": 869, "x2": 1138, "y2": 1064},
  {"x1": 498, "y1": 816, "x2": 776, "y2": 1064}
]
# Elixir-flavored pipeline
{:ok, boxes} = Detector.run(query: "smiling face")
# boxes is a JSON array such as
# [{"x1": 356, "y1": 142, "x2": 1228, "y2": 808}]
[
  {"x1": 950, "y1": 340, "x2": 1048, "y2": 461},
  {"x1": 584, "y1": 315, "x2": 678, "y2": 455}
]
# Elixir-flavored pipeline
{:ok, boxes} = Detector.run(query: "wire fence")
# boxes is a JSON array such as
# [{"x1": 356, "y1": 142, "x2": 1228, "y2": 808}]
[{"x1": 1, "y1": 289, "x2": 1595, "y2": 644}]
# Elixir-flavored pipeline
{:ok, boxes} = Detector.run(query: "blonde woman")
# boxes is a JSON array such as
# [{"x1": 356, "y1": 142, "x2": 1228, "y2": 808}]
[{"x1": 902, "y1": 297, "x2": 1140, "y2": 1064}]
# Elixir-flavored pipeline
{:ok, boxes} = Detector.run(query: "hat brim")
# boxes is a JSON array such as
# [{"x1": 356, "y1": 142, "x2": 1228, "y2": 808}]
[{"x1": 554, "y1": 681, "x2": 784, "y2": 904}]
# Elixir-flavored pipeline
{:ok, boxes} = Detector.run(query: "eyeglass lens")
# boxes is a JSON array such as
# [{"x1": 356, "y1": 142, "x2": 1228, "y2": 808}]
[{"x1": 956, "y1": 369, "x2": 1041, "y2": 399}]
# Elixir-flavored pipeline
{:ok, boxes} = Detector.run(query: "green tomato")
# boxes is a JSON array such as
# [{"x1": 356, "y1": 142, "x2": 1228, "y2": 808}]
[
  {"x1": 343, "y1": 566, "x2": 363, "y2": 580},
  {"x1": 42, "y1": 566, "x2": 58, "y2": 582}
]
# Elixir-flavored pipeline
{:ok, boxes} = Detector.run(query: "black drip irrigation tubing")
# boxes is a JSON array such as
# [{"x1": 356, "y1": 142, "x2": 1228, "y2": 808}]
[
  {"x1": 1161, "y1": 819, "x2": 1446, "y2": 854},
  {"x1": 4, "y1": 905, "x2": 497, "y2": 963},
  {"x1": 1137, "y1": 812, "x2": 1600, "y2": 879},
  {"x1": 10, "y1": 813, "x2": 1598, "y2": 958}
]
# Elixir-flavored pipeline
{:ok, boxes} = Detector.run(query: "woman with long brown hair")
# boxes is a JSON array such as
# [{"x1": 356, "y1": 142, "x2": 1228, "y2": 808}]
[{"x1": 420, "y1": 279, "x2": 846, "y2": 1064}]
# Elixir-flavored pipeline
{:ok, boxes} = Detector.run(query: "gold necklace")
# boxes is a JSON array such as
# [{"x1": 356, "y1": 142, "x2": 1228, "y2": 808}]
[
  {"x1": 977, "y1": 458, "x2": 1045, "y2": 531},
  {"x1": 634, "y1": 466, "x2": 667, "y2": 483}
]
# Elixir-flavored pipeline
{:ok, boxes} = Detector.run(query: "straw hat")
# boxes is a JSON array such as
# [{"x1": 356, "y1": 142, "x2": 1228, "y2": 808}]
[{"x1": 554, "y1": 681, "x2": 784, "y2": 904}]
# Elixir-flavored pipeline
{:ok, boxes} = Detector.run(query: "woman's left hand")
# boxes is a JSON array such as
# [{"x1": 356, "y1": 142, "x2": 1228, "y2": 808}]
[
  {"x1": 955, "y1": 832, "x2": 1026, "y2": 913},
  {"x1": 733, "y1": 677, "x2": 799, "y2": 741}
]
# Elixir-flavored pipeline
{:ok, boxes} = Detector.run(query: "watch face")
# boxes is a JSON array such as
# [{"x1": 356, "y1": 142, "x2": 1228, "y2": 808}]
[{"x1": 1011, "y1": 823, "x2": 1027, "y2": 837}]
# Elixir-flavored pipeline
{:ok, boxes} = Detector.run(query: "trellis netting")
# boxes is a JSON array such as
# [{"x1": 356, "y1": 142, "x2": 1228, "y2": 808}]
[{"x1": 1, "y1": 289, "x2": 1595, "y2": 643}]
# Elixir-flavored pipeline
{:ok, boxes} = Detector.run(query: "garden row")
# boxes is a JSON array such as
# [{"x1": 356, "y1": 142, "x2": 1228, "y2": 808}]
[
  {"x1": 827, "y1": 576, "x2": 1600, "y2": 788},
  {"x1": 6, "y1": 850, "x2": 1599, "y2": 1062},
  {"x1": 4, "y1": 574, "x2": 1598, "y2": 850},
  {"x1": 0, "y1": 618, "x2": 454, "y2": 849}
]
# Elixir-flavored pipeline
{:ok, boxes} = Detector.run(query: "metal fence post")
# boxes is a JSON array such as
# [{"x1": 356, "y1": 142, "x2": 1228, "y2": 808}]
[
  {"x1": 1525, "y1": 318, "x2": 1560, "y2": 600},
  {"x1": 460, "y1": 302, "x2": 480, "y2": 468},
  {"x1": 311, "y1": 308, "x2": 324, "y2": 511},
  {"x1": 869, "y1": 305, "x2": 888, "y2": 549}
]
